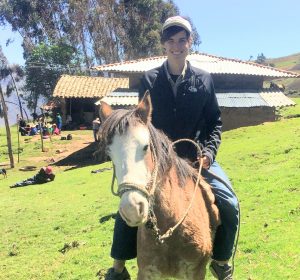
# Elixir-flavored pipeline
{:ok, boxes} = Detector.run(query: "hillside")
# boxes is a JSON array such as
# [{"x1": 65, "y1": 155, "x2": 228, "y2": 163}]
[
  {"x1": 1, "y1": 101, "x2": 300, "y2": 279},
  {"x1": 267, "y1": 53, "x2": 300, "y2": 95}
]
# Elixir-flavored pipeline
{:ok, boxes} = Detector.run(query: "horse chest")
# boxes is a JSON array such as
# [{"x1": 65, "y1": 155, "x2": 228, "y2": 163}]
[
  {"x1": 137, "y1": 231, "x2": 208, "y2": 279},
  {"x1": 139, "y1": 259, "x2": 201, "y2": 280}
]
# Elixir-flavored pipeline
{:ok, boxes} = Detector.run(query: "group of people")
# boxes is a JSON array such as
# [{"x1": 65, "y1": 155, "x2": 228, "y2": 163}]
[
  {"x1": 104, "y1": 16, "x2": 239, "y2": 280},
  {"x1": 18, "y1": 113, "x2": 63, "y2": 137}
]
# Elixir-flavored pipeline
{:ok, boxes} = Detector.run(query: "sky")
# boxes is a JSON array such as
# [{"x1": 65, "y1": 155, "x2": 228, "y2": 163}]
[{"x1": 0, "y1": 0, "x2": 300, "y2": 65}]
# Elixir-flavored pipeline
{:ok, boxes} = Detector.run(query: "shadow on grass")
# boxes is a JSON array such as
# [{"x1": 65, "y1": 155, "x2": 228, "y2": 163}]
[
  {"x1": 99, "y1": 213, "x2": 116, "y2": 224},
  {"x1": 53, "y1": 141, "x2": 108, "y2": 171}
]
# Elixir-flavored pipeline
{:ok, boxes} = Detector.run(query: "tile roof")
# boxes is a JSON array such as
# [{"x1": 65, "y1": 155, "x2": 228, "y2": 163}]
[
  {"x1": 53, "y1": 75, "x2": 129, "y2": 98},
  {"x1": 95, "y1": 89, "x2": 295, "y2": 108},
  {"x1": 92, "y1": 53, "x2": 300, "y2": 78}
]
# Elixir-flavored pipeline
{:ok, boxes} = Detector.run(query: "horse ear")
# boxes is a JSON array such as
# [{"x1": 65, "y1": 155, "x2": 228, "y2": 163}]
[
  {"x1": 99, "y1": 101, "x2": 113, "y2": 121},
  {"x1": 136, "y1": 90, "x2": 152, "y2": 124}
]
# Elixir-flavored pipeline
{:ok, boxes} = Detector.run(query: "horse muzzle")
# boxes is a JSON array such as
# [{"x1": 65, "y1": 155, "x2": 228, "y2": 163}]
[{"x1": 119, "y1": 189, "x2": 149, "y2": 227}]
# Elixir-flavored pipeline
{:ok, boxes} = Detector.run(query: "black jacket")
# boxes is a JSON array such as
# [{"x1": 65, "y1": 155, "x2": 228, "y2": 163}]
[
  {"x1": 34, "y1": 168, "x2": 55, "y2": 183},
  {"x1": 139, "y1": 61, "x2": 222, "y2": 165}
]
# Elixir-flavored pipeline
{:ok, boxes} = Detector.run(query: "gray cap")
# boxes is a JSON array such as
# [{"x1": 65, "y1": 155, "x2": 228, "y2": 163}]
[{"x1": 162, "y1": 16, "x2": 192, "y2": 33}]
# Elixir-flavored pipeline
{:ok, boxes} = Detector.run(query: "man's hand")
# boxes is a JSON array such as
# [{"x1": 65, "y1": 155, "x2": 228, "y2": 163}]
[{"x1": 201, "y1": 156, "x2": 210, "y2": 169}]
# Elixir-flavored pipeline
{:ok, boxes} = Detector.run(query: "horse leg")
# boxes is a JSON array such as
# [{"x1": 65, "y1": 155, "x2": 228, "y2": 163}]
[{"x1": 137, "y1": 266, "x2": 163, "y2": 280}]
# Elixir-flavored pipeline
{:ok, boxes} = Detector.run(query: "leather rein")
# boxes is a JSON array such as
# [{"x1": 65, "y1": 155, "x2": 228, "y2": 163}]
[{"x1": 110, "y1": 137, "x2": 203, "y2": 244}]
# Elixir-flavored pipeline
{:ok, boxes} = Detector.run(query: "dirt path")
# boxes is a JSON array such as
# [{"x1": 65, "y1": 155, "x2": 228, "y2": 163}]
[{"x1": 23, "y1": 132, "x2": 99, "y2": 170}]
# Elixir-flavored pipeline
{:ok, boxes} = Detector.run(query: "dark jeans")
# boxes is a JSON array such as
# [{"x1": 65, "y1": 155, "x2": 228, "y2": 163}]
[
  {"x1": 110, "y1": 161, "x2": 239, "y2": 261},
  {"x1": 10, "y1": 177, "x2": 37, "y2": 188}
]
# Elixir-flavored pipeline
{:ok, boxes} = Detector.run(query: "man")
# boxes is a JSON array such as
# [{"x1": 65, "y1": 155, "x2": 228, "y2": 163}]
[
  {"x1": 56, "y1": 113, "x2": 62, "y2": 133},
  {"x1": 92, "y1": 117, "x2": 101, "y2": 142},
  {"x1": 10, "y1": 166, "x2": 55, "y2": 188},
  {"x1": 105, "y1": 16, "x2": 239, "y2": 280}
]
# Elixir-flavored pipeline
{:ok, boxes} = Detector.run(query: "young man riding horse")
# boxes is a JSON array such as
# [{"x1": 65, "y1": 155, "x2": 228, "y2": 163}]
[{"x1": 104, "y1": 16, "x2": 239, "y2": 280}]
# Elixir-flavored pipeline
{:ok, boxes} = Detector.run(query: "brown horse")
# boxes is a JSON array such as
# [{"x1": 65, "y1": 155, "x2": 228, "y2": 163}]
[{"x1": 100, "y1": 93, "x2": 220, "y2": 280}]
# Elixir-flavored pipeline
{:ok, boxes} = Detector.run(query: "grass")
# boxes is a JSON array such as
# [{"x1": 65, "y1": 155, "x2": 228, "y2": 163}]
[{"x1": 0, "y1": 101, "x2": 300, "y2": 279}]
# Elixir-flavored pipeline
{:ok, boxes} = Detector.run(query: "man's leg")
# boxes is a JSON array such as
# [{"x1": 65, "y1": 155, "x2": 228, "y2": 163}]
[
  {"x1": 105, "y1": 212, "x2": 137, "y2": 279},
  {"x1": 10, "y1": 177, "x2": 36, "y2": 188},
  {"x1": 202, "y1": 161, "x2": 239, "y2": 279}
]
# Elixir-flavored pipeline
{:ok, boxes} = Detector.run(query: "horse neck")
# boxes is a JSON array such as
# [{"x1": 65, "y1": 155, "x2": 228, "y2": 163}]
[{"x1": 153, "y1": 165, "x2": 188, "y2": 230}]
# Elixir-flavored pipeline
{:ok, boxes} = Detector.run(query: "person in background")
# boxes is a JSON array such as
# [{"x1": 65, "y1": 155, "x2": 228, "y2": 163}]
[
  {"x1": 10, "y1": 166, "x2": 55, "y2": 188},
  {"x1": 105, "y1": 16, "x2": 239, "y2": 280},
  {"x1": 66, "y1": 114, "x2": 72, "y2": 123},
  {"x1": 56, "y1": 113, "x2": 62, "y2": 133},
  {"x1": 29, "y1": 126, "x2": 38, "y2": 136},
  {"x1": 18, "y1": 116, "x2": 27, "y2": 136},
  {"x1": 92, "y1": 117, "x2": 101, "y2": 142},
  {"x1": 52, "y1": 124, "x2": 60, "y2": 135}
]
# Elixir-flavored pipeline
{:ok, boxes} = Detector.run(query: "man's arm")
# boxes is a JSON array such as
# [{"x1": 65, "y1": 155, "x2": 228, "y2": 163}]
[{"x1": 201, "y1": 74, "x2": 222, "y2": 167}]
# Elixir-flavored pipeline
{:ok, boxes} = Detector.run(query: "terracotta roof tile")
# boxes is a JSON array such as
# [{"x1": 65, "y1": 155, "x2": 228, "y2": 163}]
[
  {"x1": 92, "y1": 53, "x2": 300, "y2": 78},
  {"x1": 53, "y1": 75, "x2": 129, "y2": 98}
]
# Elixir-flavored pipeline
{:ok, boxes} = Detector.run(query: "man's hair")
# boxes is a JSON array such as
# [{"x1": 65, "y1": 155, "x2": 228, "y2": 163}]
[{"x1": 161, "y1": 26, "x2": 191, "y2": 44}]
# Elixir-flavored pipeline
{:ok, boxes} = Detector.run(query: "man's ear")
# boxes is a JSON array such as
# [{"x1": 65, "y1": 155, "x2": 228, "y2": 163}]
[
  {"x1": 135, "y1": 90, "x2": 152, "y2": 124},
  {"x1": 99, "y1": 101, "x2": 113, "y2": 121}
]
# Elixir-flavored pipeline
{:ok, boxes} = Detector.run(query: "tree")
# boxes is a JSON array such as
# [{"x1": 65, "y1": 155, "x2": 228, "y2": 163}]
[
  {"x1": 0, "y1": 46, "x2": 23, "y2": 168},
  {"x1": 0, "y1": 0, "x2": 202, "y2": 111},
  {"x1": 0, "y1": 0, "x2": 198, "y2": 64},
  {"x1": 24, "y1": 41, "x2": 82, "y2": 113},
  {"x1": 255, "y1": 53, "x2": 267, "y2": 65}
]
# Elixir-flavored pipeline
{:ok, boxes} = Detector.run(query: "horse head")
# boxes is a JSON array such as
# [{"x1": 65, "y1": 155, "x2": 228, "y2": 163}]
[{"x1": 100, "y1": 91, "x2": 154, "y2": 227}]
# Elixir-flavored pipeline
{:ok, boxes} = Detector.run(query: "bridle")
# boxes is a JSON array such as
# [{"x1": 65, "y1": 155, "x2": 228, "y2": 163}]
[{"x1": 110, "y1": 135, "x2": 203, "y2": 244}]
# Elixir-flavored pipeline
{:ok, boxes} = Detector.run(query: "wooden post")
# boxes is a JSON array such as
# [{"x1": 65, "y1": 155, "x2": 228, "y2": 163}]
[
  {"x1": 0, "y1": 86, "x2": 14, "y2": 168},
  {"x1": 39, "y1": 121, "x2": 45, "y2": 152},
  {"x1": 17, "y1": 116, "x2": 20, "y2": 163}
]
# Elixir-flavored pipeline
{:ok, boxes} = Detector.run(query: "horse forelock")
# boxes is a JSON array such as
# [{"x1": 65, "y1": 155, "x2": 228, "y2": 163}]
[
  {"x1": 100, "y1": 107, "x2": 196, "y2": 187},
  {"x1": 100, "y1": 108, "x2": 138, "y2": 145}
]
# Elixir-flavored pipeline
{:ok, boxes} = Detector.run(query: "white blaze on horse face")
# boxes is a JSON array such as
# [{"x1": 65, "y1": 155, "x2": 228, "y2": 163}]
[{"x1": 109, "y1": 123, "x2": 150, "y2": 226}]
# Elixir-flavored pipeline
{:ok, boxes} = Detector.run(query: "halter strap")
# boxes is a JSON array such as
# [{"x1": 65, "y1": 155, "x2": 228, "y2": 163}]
[{"x1": 110, "y1": 137, "x2": 159, "y2": 199}]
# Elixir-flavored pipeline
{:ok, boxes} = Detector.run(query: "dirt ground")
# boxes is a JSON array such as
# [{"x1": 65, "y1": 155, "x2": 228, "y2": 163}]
[
  {"x1": 2, "y1": 132, "x2": 104, "y2": 171},
  {"x1": 30, "y1": 133, "x2": 95, "y2": 164}
]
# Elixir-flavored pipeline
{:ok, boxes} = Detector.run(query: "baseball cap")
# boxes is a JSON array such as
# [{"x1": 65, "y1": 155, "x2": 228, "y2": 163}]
[
  {"x1": 162, "y1": 16, "x2": 192, "y2": 33},
  {"x1": 45, "y1": 166, "x2": 53, "y2": 174}
]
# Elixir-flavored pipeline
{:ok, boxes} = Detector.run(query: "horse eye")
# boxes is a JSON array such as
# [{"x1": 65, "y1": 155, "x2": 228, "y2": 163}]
[{"x1": 143, "y1": 145, "x2": 149, "y2": 152}]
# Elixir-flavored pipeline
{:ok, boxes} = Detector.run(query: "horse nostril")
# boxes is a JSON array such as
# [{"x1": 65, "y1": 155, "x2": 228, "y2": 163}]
[{"x1": 138, "y1": 202, "x2": 145, "y2": 216}]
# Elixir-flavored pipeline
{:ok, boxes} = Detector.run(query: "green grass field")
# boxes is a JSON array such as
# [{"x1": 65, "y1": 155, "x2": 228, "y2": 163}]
[{"x1": 0, "y1": 101, "x2": 300, "y2": 279}]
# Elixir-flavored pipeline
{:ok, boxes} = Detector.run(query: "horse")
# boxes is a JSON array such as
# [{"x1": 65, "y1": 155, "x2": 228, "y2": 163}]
[{"x1": 99, "y1": 92, "x2": 220, "y2": 280}]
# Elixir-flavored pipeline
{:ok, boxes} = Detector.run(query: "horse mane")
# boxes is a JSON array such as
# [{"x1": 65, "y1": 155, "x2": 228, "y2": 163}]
[{"x1": 100, "y1": 108, "x2": 196, "y2": 187}]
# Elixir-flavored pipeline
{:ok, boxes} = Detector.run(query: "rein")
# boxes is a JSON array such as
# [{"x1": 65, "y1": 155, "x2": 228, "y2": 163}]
[{"x1": 110, "y1": 137, "x2": 204, "y2": 244}]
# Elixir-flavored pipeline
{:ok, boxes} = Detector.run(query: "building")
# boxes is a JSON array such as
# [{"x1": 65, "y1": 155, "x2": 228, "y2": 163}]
[
  {"x1": 52, "y1": 75, "x2": 129, "y2": 126},
  {"x1": 93, "y1": 53, "x2": 299, "y2": 130},
  {"x1": 53, "y1": 53, "x2": 299, "y2": 130}
]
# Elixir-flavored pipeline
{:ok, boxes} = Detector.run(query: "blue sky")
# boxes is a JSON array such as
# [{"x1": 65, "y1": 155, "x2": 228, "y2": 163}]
[{"x1": 0, "y1": 0, "x2": 300, "y2": 65}]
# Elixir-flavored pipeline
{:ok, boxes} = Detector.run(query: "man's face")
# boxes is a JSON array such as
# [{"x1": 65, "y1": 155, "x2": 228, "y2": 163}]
[{"x1": 163, "y1": 30, "x2": 191, "y2": 63}]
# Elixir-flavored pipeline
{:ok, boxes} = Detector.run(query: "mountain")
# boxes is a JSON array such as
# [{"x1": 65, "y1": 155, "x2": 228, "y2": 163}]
[{"x1": 267, "y1": 53, "x2": 300, "y2": 95}]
